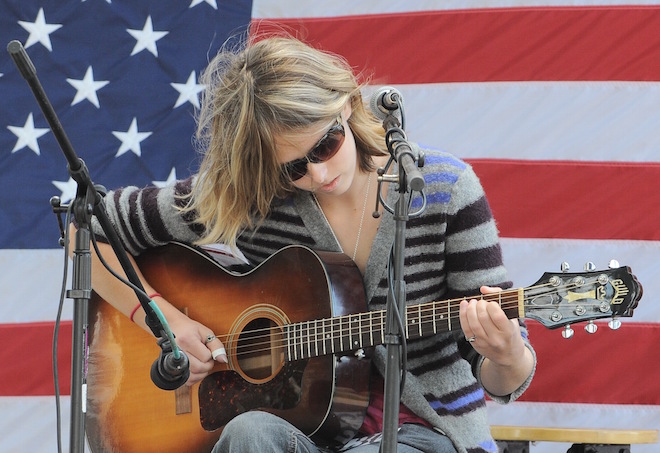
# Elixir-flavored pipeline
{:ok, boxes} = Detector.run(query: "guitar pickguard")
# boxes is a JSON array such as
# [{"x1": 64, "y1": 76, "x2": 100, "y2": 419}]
[{"x1": 198, "y1": 360, "x2": 308, "y2": 430}]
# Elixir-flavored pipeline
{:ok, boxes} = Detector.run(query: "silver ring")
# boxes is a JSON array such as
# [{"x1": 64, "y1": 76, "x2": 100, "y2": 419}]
[
  {"x1": 466, "y1": 335, "x2": 477, "y2": 343},
  {"x1": 205, "y1": 334, "x2": 216, "y2": 344}
]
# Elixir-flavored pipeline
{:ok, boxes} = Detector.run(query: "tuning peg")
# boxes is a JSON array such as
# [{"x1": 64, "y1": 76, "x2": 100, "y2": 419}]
[
  {"x1": 561, "y1": 262, "x2": 570, "y2": 273},
  {"x1": 585, "y1": 321, "x2": 598, "y2": 334},
  {"x1": 584, "y1": 261, "x2": 596, "y2": 272},
  {"x1": 608, "y1": 317, "x2": 622, "y2": 330},
  {"x1": 608, "y1": 259, "x2": 620, "y2": 269},
  {"x1": 562, "y1": 325, "x2": 574, "y2": 339}
]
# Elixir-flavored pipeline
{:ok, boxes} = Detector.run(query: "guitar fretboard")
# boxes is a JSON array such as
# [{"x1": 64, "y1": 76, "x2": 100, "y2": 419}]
[{"x1": 282, "y1": 292, "x2": 522, "y2": 361}]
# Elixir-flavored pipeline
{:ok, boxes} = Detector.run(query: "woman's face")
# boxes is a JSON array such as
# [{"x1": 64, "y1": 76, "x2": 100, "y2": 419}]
[{"x1": 275, "y1": 104, "x2": 358, "y2": 197}]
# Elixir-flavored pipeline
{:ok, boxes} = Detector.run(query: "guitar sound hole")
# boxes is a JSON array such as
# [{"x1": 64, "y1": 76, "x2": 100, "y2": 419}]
[{"x1": 236, "y1": 318, "x2": 285, "y2": 382}]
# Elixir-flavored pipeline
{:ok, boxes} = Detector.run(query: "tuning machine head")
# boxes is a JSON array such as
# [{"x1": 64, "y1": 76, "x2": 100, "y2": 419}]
[
  {"x1": 608, "y1": 317, "x2": 622, "y2": 330},
  {"x1": 562, "y1": 325, "x2": 574, "y2": 339},
  {"x1": 584, "y1": 320, "x2": 598, "y2": 334}
]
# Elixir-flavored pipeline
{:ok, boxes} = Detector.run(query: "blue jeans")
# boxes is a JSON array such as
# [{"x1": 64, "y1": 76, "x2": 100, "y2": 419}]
[{"x1": 211, "y1": 411, "x2": 457, "y2": 453}]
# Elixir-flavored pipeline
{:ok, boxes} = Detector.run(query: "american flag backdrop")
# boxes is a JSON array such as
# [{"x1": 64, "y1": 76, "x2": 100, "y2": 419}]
[{"x1": 1, "y1": 1, "x2": 659, "y2": 452}]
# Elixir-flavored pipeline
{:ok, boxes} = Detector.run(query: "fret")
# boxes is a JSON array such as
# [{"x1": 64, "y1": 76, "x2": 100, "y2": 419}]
[
  {"x1": 321, "y1": 319, "x2": 332, "y2": 355},
  {"x1": 304, "y1": 321, "x2": 311, "y2": 359},
  {"x1": 404, "y1": 306, "x2": 409, "y2": 339},
  {"x1": 447, "y1": 300, "x2": 452, "y2": 332},
  {"x1": 297, "y1": 322, "x2": 304, "y2": 360},
  {"x1": 331, "y1": 317, "x2": 342, "y2": 353},
  {"x1": 313, "y1": 319, "x2": 319, "y2": 358},
  {"x1": 405, "y1": 306, "x2": 418, "y2": 339},
  {"x1": 420, "y1": 303, "x2": 435, "y2": 337},
  {"x1": 292, "y1": 323, "x2": 299, "y2": 361},
  {"x1": 284, "y1": 325, "x2": 291, "y2": 361},
  {"x1": 338, "y1": 316, "x2": 344, "y2": 352},
  {"x1": 323, "y1": 318, "x2": 330, "y2": 355},
  {"x1": 434, "y1": 300, "x2": 450, "y2": 334},
  {"x1": 368, "y1": 311, "x2": 374, "y2": 346},
  {"x1": 356, "y1": 314, "x2": 364, "y2": 349},
  {"x1": 347, "y1": 315, "x2": 354, "y2": 350}
]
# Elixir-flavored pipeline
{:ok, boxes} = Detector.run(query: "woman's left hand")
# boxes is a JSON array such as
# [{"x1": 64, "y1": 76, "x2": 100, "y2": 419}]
[
  {"x1": 459, "y1": 286, "x2": 534, "y2": 396},
  {"x1": 458, "y1": 286, "x2": 526, "y2": 367}
]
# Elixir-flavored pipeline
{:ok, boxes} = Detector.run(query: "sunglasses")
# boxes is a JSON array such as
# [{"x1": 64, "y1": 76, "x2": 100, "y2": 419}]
[{"x1": 283, "y1": 116, "x2": 346, "y2": 181}]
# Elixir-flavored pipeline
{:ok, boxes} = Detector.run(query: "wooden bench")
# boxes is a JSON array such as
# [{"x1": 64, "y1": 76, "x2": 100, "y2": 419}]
[{"x1": 491, "y1": 426, "x2": 658, "y2": 452}]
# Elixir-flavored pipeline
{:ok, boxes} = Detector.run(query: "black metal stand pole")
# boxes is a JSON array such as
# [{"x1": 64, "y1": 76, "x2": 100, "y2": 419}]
[
  {"x1": 7, "y1": 39, "x2": 165, "y2": 452},
  {"x1": 378, "y1": 111, "x2": 426, "y2": 453}
]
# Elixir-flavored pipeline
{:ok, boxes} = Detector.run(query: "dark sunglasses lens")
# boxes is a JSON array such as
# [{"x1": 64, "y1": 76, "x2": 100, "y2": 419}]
[
  {"x1": 309, "y1": 129, "x2": 344, "y2": 163},
  {"x1": 286, "y1": 121, "x2": 345, "y2": 181},
  {"x1": 288, "y1": 161, "x2": 308, "y2": 181}
]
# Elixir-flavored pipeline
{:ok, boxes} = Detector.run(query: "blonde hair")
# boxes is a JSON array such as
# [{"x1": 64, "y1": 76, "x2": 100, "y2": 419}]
[{"x1": 186, "y1": 35, "x2": 387, "y2": 248}]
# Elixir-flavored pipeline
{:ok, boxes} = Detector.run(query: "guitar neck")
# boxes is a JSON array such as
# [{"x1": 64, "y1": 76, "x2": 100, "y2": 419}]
[
  {"x1": 283, "y1": 289, "x2": 524, "y2": 361},
  {"x1": 282, "y1": 261, "x2": 641, "y2": 362}
]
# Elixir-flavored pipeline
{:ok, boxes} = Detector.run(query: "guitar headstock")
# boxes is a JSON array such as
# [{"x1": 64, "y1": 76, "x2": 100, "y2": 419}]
[{"x1": 523, "y1": 263, "x2": 642, "y2": 337}]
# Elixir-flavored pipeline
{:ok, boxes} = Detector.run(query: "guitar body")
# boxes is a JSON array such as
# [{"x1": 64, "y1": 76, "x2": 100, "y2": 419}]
[{"x1": 86, "y1": 244, "x2": 371, "y2": 452}]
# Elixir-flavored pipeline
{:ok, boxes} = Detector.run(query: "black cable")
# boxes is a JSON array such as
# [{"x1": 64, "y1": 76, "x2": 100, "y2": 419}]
[{"x1": 53, "y1": 203, "x2": 73, "y2": 453}]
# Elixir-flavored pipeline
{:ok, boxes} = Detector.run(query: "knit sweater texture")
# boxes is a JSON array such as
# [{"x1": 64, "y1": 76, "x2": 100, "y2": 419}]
[{"x1": 93, "y1": 146, "x2": 536, "y2": 453}]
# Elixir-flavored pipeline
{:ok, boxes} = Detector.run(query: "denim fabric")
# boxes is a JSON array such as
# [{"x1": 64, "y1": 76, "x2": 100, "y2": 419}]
[{"x1": 211, "y1": 411, "x2": 457, "y2": 453}]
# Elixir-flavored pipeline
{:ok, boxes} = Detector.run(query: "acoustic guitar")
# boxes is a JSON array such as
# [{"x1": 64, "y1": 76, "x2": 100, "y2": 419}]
[{"x1": 85, "y1": 243, "x2": 642, "y2": 452}]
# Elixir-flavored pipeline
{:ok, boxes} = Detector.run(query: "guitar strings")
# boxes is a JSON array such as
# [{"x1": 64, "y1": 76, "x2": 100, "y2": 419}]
[
  {"x1": 218, "y1": 281, "x2": 607, "y2": 359},
  {"x1": 209, "y1": 280, "x2": 611, "y2": 360}
]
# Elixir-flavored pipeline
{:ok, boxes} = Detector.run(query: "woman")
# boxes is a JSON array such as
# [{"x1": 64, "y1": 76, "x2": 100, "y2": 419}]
[{"x1": 88, "y1": 35, "x2": 535, "y2": 453}]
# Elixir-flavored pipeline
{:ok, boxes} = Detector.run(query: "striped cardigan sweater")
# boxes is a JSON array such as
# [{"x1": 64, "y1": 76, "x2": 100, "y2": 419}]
[{"x1": 93, "y1": 147, "x2": 536, "y2": 453}]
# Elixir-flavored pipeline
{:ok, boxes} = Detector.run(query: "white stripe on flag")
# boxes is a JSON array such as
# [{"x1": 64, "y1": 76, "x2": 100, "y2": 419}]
[
  {"x1": 501, "y1": 238, "x2": 659, "y2": 324},
  {"x1": 371, "y1": 82, "x2": 660, "y2": 162},
  {"x1": 1, "y1": 240, "x2": 657, "y2": 325}
]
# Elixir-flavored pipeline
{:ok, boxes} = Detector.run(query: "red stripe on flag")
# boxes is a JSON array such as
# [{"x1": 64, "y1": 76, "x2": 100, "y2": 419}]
[
  {"x1": 470, "y1": 159, "x2": 660, "y2": 241},
  {"x1": 254, "y1": 6, "x2": 660, "y2": 83},
  {"x1": 0, "y1": 322, "x2": 71, "y2": 396},
  {"x1": 522, "y1": 321, "x2": 660, "y2": 405},
  {"x1": 2, "y1": 319, "x2": 658, "y2": 406}
]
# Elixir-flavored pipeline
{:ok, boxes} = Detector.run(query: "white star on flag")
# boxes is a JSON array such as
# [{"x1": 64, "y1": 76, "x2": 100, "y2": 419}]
[
  {"x1": 112, "y1": 117, "x2": 152, "y2": 157},
  {"x1": 189, "y1": 0, "x2": 218, "y2": 9},
  {"x1": 153, "y1": 167, "x2": 178, "y2": 188},
  {"x1": 66, "y1": 66, "x2": 110, "y2": 108},
  {"x1": 7, "y1": 113, "x2": 50, "y2": 155},
  {"x1": 171, "y1": 71, "x2": 205, "y2": 108},
  {"x1": 18, "y1": 8, "x2": 63, "y2": 51},
  {"x1": 127, "y1": 16, "x2": 169, "y2": 57},
  {"x1": 51, "y1": 177, "x2": 78, "y2": 204}
]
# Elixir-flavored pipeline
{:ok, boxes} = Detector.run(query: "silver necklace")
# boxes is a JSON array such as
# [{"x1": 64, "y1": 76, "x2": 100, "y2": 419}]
[
  {"x1": 352, "y1": 171, "x2": 372, "y2": 260},
  {"x1": 312, "y1": 171, "x2": 373, "y2": 261}
]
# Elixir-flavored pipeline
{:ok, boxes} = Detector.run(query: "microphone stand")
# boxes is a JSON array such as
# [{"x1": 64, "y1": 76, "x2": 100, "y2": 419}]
[
  {"x1": 7, "y1": 40, "x2": 174, "y2": 452},
  {"x1": 376, "y1": 109, "x2": 426, "y2": 453}
]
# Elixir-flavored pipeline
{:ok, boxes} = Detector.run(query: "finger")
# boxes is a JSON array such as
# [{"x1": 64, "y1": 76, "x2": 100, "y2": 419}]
[
  {"x1": 460, "y1": 298, "x2": 485, "y2": 344},
  {"x1": 204, "y1": 335, "x2": 228, "y2": 363},
  {"x1": 459, "y1": 299, "x2": 474, "y2": 338},
  {"x1": 480, "y1": 285, "x2": 502, "y2": 295},
  {"x1": 466, "y1": 298, "x2": 494, "y2": 342},
  {"x1": 484, "y1": 300, "x2": 513, "y2": 332},
  {"x1": 184, "y1": 353, "x2": 215, "y2": 386}
]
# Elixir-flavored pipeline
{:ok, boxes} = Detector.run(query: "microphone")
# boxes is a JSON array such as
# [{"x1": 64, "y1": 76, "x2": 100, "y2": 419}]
[
  {"x1": 369, "y1": 86, "x2": 403, "y2": 120},
  {"x1": 150, "y1": 337, "x2": 190, "y2": 390},
  {"x1": 370, "y1": 86, "x2": 425, "y2": 191}
]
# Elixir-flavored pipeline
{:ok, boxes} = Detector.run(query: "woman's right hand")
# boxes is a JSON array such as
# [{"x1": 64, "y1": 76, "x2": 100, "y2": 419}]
[{"x1": 163, "y1": 307, "x2": 228, "y2": 386}]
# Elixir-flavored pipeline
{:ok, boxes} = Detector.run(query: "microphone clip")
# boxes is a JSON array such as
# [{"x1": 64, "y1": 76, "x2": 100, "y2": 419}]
[{"x1": 150, "y1": 337, "x2": 190, "y2": 390}]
